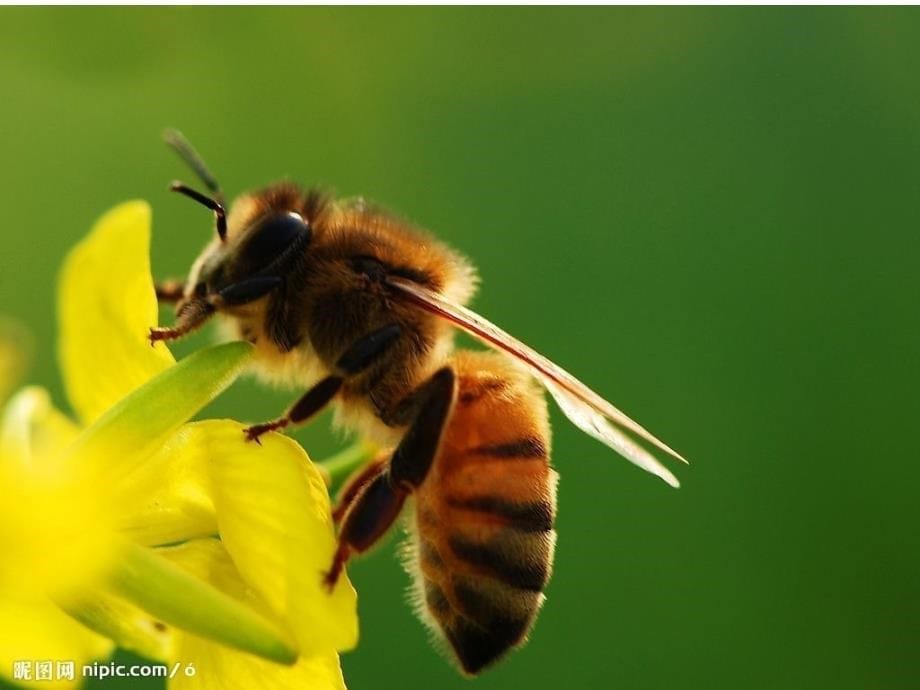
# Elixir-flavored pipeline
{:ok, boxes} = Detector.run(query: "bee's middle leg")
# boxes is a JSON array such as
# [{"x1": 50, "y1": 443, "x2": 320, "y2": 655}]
[
  {"x1": 244, "y1": 323, "x2": 403, "y2": 442},
  {"x1": 324, "y1": 366, "x2": 456, "y2": 588}
]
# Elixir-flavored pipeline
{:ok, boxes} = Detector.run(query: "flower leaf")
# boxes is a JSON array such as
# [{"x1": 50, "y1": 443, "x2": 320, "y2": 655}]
[
  {"x1": 56, "y1": 588, "x2": 173, "y2": 662},
  {"x1": 67, "y1": 342, "x2": 252, "y2": 483},
  {"x1": 109, "y1": 541, "x2": 297, "y2": 665}
]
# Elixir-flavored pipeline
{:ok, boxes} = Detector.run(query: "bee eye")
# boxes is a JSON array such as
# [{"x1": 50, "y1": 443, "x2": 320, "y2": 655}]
[
  {"x1": 241, "y1": 212, "x2": 311, "y2": 270},
  {"x1": 194, "y1": 282, "x2": 207, "y2": 297}
]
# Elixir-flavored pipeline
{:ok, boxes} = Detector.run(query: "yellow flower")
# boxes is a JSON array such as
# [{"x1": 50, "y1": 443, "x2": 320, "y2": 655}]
[
  {"x1": 0, "y1": 202, "x2": 358, "y2": 689},
  {"x1": 0, "y1": 386, "x2": 115, "y2": 690}
]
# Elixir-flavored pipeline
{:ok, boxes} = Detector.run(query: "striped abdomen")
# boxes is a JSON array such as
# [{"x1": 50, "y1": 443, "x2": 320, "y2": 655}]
[{"x1": 407, "y1": 350, "x2": 558, "y2": 675}]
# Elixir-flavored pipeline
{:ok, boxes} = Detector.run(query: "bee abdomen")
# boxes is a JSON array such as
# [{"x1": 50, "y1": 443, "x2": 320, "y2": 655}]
[
  {"x1": 407, "y1": 350, "x2": 557, "y2": 674},
  {"x1": 414, "y1": 472, "x2": 558, "y2": 674}
]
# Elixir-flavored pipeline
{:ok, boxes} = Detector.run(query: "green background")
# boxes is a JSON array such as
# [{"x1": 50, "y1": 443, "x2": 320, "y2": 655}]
[{"x1": 2, "y1": 7, "x2": 918, "y2": 690}]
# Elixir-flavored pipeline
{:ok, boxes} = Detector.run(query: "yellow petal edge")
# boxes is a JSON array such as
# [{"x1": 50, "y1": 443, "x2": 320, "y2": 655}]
[{"x1": 58, "y1": 200, "x2": 174, "y2": 425}]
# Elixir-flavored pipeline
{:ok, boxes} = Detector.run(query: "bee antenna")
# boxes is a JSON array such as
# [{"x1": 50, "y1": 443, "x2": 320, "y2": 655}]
[
  {"x1": 169, "y1": 181, "x2": 228, "y2": 242},
  {"x1": 163, "y1": 128, "x2": 224, "y2": 204}
]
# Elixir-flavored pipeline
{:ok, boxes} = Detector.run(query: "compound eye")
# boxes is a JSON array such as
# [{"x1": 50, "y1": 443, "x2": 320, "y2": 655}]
[{"x1": 241, "y1": 211, "x2": 311, "y2": 270}]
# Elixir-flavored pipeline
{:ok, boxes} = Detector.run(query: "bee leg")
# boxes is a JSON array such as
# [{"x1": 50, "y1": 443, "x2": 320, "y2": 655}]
[
  {"x1": 334, "y1": 323, "x2": 403, "y2": 376},
  {"x1": 324, "y1": 466, "x2": 407, "y2": 590},
  {"x1": 324, "y1": 368, "x2": 456, "y2": 589},
  {"x1": 244, "y1": 375, "x2": 344, "y2": 442},
  {"x1": 332, "y1": 452, "x2": 390, "y2": 523},
  {"x1": 244, "y1": 324, "x2": 403, "y2": 442},
  {"x1": 149, "y1": 298, "x2": 215, "y2": 344},
  {"x1": 387, "y1": 367, "x2": 456, "y2": 489},
  {"x1": 214, "y1": 276, "x2": 282, "y2": 307},
  {"x1": 154, "y1": 280, "x2": 185, "y2": 304}
]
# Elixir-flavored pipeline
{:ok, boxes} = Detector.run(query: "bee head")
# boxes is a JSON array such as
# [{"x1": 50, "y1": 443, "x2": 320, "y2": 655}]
[
  {"x1": 153, "y1": 130, "x2": 319, "y2": 344},
  {"x1": 182, "y1": 203, "x2": 312, "y2": 309},
  {"x1": 161, "y1": 129, "x2": 313, "y2": 311}
]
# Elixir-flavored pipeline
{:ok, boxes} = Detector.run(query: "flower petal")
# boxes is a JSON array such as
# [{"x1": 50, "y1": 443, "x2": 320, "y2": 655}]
[
  {"x1": 0, "y1": 593, "x2": 113, "y2": 690},
  {"x1": 182, "y1": 421, "x2": 359, "y2": 655},
  {"x1": 162, "y1": 540, "x2": 346, "y2": 690},
  {"x1": 67, "y1": 342, "x2": 252, "y2": 488},
  {"x1": 57, "y1": 201, "x2": 174, "y2": 424},
  {"x1": 0, "y1": 388, "x2": 116, "y2": 597},
  {"x1": 1, "y1": 387, "x2": 79, "y2": 467},
  {"x1": 114, "y1": 423, "x2": 220, "y2": 547}
]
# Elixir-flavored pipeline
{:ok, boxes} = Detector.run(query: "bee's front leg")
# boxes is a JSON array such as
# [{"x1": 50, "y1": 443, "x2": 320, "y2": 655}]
[{"x1": 149, "y1": 298, "x2": 215, "y2": 344}]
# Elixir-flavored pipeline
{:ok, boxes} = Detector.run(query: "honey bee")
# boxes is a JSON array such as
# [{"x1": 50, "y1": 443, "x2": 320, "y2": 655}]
[{"x1": 152, "y1": 130, "x2": 686, "y2": 675}]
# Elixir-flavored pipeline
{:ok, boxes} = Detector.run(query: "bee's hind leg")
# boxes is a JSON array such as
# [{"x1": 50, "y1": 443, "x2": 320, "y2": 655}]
[
  {"x1": 332, "y1": 452, "x2": 390, "y2": 523},
  {"x1": 324, "y1": 366, "x2": 456, "y2": 589},
  {"x1": 324, "y1": 466, "x2": 407, "y2": 589},
  {"x1": 385, "y1": 367, "x2": 456, "y2": 488}
]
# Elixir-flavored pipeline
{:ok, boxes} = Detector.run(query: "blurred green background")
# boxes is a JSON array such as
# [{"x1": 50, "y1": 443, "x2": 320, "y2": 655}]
[{"x1": 2, "y1": 7, "x2": 919, "y2": 690}]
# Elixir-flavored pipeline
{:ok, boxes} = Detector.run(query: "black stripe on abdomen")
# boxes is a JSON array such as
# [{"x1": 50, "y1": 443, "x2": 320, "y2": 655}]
[
  {"x1": 457, "y1": 378, "x2": 508, "y2": 405},
  {"x1": 448, "y1": 535, "x2": 549, "y2": 591},
  {"x1": 447, "y1": 495, "x2": 554, "y2": 533},
  {"x1": 469, "y1": 436, "x2": 547, "y2": 459}
]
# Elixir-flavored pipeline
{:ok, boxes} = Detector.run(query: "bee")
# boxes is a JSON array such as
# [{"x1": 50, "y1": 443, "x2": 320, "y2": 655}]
[{"x1": 152, "y1": 130, "x2": 687, "y2": 675}]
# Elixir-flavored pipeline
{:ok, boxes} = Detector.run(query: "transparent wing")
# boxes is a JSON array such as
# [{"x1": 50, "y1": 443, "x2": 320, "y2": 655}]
[{"x1": 387, "y1": 276, "x2": 686, "y2": 488}]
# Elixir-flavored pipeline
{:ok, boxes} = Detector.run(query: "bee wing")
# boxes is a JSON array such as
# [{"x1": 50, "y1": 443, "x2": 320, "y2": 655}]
[{"x1": 387, "y1": 277, "x2": 686, "y2": 488}]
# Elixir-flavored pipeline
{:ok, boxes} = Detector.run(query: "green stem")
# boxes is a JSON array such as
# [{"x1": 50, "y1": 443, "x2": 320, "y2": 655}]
[{"x1": 317, "y1": 440, "x2": 379, "y2": 490}]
